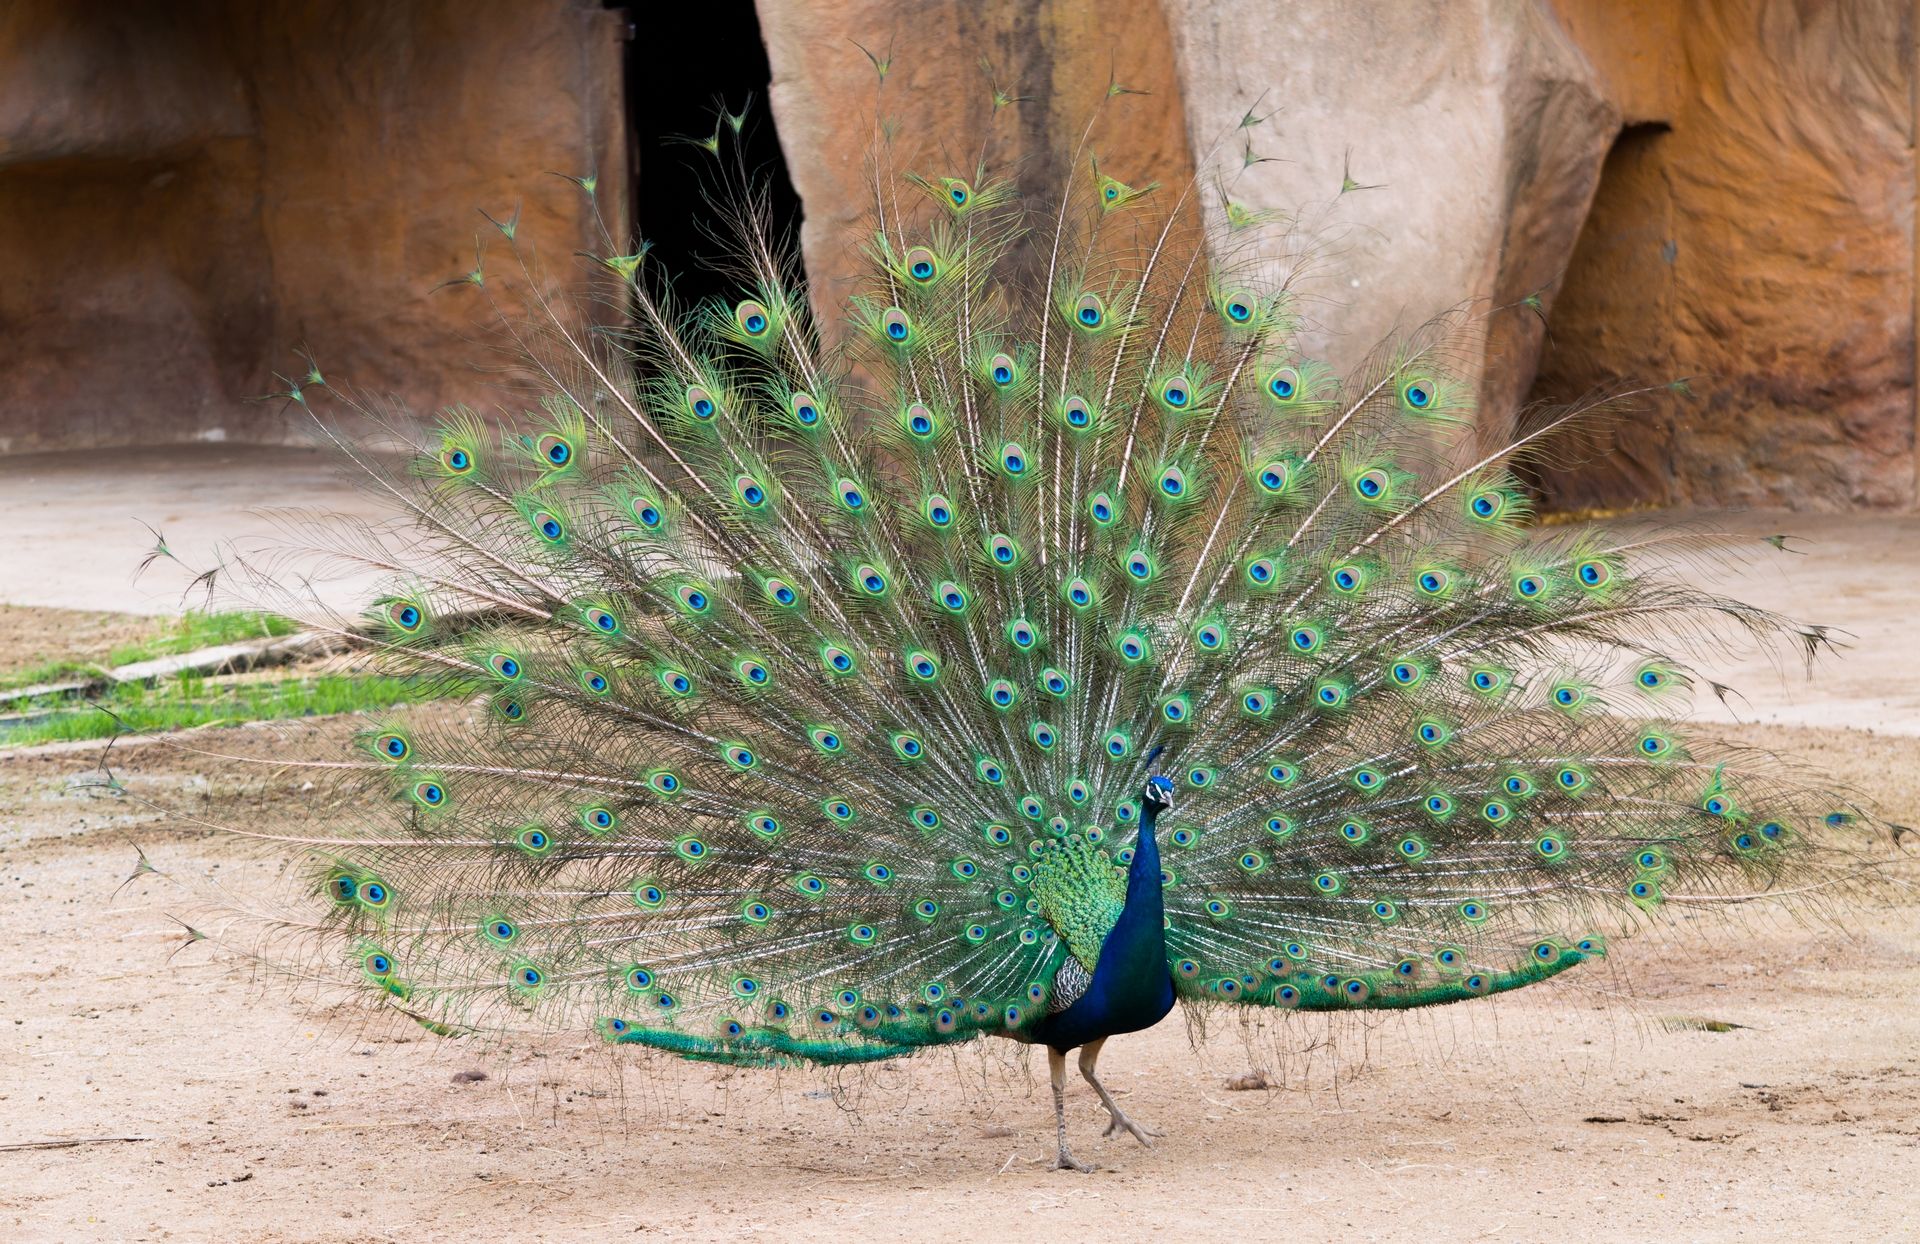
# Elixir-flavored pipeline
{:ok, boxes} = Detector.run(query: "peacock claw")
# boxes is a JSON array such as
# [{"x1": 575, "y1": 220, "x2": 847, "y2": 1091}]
[
  {"x1": 1053, "y1": 1148, "x2": 1095, "y2": 1173},
  {"x1": 1101, "y1": 1110, "x2": 1162, "y2": 1147}
]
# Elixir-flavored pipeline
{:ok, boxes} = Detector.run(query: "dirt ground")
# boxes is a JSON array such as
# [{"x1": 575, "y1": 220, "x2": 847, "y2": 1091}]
[{"x1": 2, "y1": 606, "x2": 1917, "y2": 1243}]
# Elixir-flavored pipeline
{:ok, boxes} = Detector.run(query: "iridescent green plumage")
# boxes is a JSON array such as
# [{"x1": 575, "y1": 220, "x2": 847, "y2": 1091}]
[{"x1": 208, "y1": 108, "x2": 1872, "y2": 1086}]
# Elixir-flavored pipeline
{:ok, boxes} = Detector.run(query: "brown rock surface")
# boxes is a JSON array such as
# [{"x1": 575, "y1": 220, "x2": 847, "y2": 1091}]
[
  {"x1": 0, "y1": 0, "x2": 626, "y2": 454},
  {"x1": 1532, "y1": 0, "x2": 1916, "y2": 511}
]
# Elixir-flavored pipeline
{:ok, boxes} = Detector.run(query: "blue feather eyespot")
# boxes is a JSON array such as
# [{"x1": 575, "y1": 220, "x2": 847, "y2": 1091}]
[
  {"x1": 722, "y1": 744, "x2": 756, "y2": 771},
  {"x1": 675, "y1": 584, "x2": 710, "y2": 613},
  {"x1": 1089, "y1": 493, "x2": 1116, "y2": 525},
  {"x1": 514, "y1": 965, "x2": 545, "y2": 990},
  {"x1": 789, "y1": 392, "x2": 821, "y2": 427},
  {"x1": 1639, "y1": 732, "x2": 1672, "y2": 757},
  {"x1": 792, "y1": 872, "x2": 827, "y2": 898},
  {"x1": 1470, "y1": 668, "x2": 1508, "y2": 694},
  {"x1": 735, "y1": 658, "x2": 770, "y2": 687},
  {"x1": 1392, "y1": 661, "x2": 1422, "y2": 686},
  {"x1": 989, "y1": 352, "x2": 1016, "y2": 387},
  {"x1": 359, "y1": 880, "x2": 390, "y2": 907},
  {"x1": 987, "y1": 679, "x2": 1018, "y2": 708},
  {"x1": 1006, "y1": 620, "x2": 1038, "y2": 651},
  {"x1": 684, "y1": 385, "x2": 718, "y2": 420},
  {"x1": 584, "y1": 807, "x2": 617, "y2": 833},
  {"x1": 1246, "y1": 557, "x2": 1276, "y2": 585},
  {"x1": 1395, "y1": 959, "x2": 1419, "y2": 979},
  {"x1": 1468, "y1": 490, "x2": 1505, "y2": 521},
  {"x1": 820, "y1": 644, "x2": 856, "y2": 675},
  {"x1": 999, "y1": 442, "x2": 1029, "y2": 477},
  {"x1": 977, "y1": 758, "x2": 1005, "y2": 785},
  {"x1": 892, "y1": 733, "x2": 924, "y2": 760},
  {"x1": 1481, "y1": 801, "x2": 1511, "y2": 824},
  {"x1": 881, "y1": 307, "x2": 911, "y2": 343},
  {"x1": 935, "y1": 580, "x2": 970, "y2": 612},
  {"x1": 580, "y1": 669, "x2": 610, "y2": 695},
  {"x1": 1256, "y1": 460, "x2": 1289, "y2": 494},
  {"x1": 1515, "y1": 574, "x2": 1546, "y2": 599},
  {"x1": 441, "y1": 445, "x2": 473, "y2": 474},
  {"x1": 658, "y1": 667, "x2": 693, "y2": 696},
  {"x1": 536, "y1": 434, "x2": 574, "y2": 469},
  {"x1": 906, "y1": 247, "x2": 938, "y2": 283},
  {"x1": 374, "y1": 733, "x2": 409, "y2": 761},
  {"x1": 1576, "y1": 559, "x2": 1612, "y2": 588},
  {"x1": 631, "y1": 497, "x2": 664, "y2": 529},
  {"x1": 907, "y1": 650, "x2": 940, "y2": 681},
  {"x1": 984, "y1": 823, "x2": 1013, "y2": 847},
  {"x1": 1340, "y1": 820, "x2": 1369, "y2": 843},
  {"x1": 485, "y1": 918, "x2": 517, "y2": 944},
  {"x1": 735, "y1": 300, "x2": 772, "y2": 337},
  {"x1": 1353, "y1": 768, "x2": 1382, "y2": 790},
  {"x1": 1290, "y1": 625, "x2": 1321, "y2": 653},
  {"x1": 1398, "y1": 836, "x2": 1429, "y2": 859},
  {"x1": 1117, "y1": 631, "x2": 1148, "y2": 663},
  {"x1": 1162, "y1": 695, "x2": 1189, "y2": 722},
  {"x1": 822, "y1": 799, "x2": 855, "y2": 824},
  {"x1": 1223, "y1": 295, "x2": 1253, "y2": 323},
  {"x1": 412, "y1": 780, "x2": 445, "y2": 807},
  {"x1": 646, "y1": 770, "x2": 680, "y2": 796},
  {"x1": 496, "y1": 697, "x2": 525, "y2": 722},
  {"x1": 364, "y1": 952, "x2": 394, "y2": 977},
  {"x1": 1105, "y1": 731, "x2": 1133, "y2": 757},
  {"x1": 1157, "y1": 466, "x2": 1188, "y2": 498},
  {"x1": 1459, "y1": 900, "x2": 1490, "y2": 923},
  {"x1": 1242, "y1": 689, "x2": 1272, "y2": 716},
  {"x1": 1505, "y1": 774, "x2": 1534, "y2": 796},
  {"x1": 330, "y1": 873, "x2": 358, "y2": 902},
  {"x1": 904, "y1": 402, "x2": 937, "y2": 439},
  {"x1": 584, "y1": 607, "x2": 619, "y2": 634},
  {"x1": 943, "y1": 178, "x2": 971, "y2": 208},
  {"x1": 1311, "y1": 870, "x2": 1338, "y2": 891},
  {"x1": 1331, "y1": 564, "x2": 1362, "y2": 592},
  {"x1": 1266, "y1": 367, "x2": 1301, "y2": 403},
  {"x1": 1315, "y1": 681, "x2": 1347, "y2": 707},
  {"x1": 532, "y1": 511, "x2": 565, "y2": 543},
  {"x1": 1557, "y1": 766, "x2": 1589, "y2": 791},
  {"x1": 1125, "y1": 551, "x2": 1154, "y2": 580},
  {"x1": 1417, "y1": 720, "x2": 1449, "y2": 745},
  {"x1": 1062, "y1": 395, "x2": 1092, "y2": 428},
  {"x1": 1265, "y1": 815, "x2": 1294, "y2": 838},
  {"x1": 1417, "y1": 569, "x2": 1449, "y2": 595},
  {"x1": 1196, "y1": 623, "x2": 1224, "y2": 650},
  {"x1": 1435, "y1": 948, "x2": 1462, "y2": 968},
  {"x1": 517, "y1": 826, "x2": 552, "y2": 855},
  {"x1": 487, "y1": 652, "x2": 522, "y2": 680},
  {"x1": 1535, "y1": 836, "x2": 1564, "y2": 860},
  {"x1": 808, "y1": 725, "x2": 843, "y2": 753},
  {"x1": 1424, "y1": 794, "x2": 1453, "y2": 817},
  {"x1": 1760, "y1": 820, "x2": 1786, "y2": 841},
  {"x1": 387, "y1": 601, "x2": 424, "y2": 632},
  {"x1": 1400, "y1": 378, "x2": 1435, "y2": 410},
  {"x1": 1552, "y1": 685, "x2": 1584, "y2": 708},
  {"x1": 1266, "y1": 761, "x2": 1297, "y2": 785},
  {"x1": 1638, "y1": 667, "x2": 1666, "y2": 689},
  {"x1": 1464, "y1": 974, "x2": 1490, "y2": 995},
  {"x1": 1030, "y1": 723, "x2": 1056, "y2": 750},
  {"x1": 741, "y1": 901, "x2": 772, "y2": 924},
  {"x1": 1352, "y1": 469, "x2": 1389, "y2": 501},
  {"x1": 733, "y1": 475, "x2": 768, "y2": 509},
  {"x1": 987, "y1": 534, "x2": 1019, "y2": 566},
  {"x1": 1160, "y1": 376, "x2": 1191, "y2": 409},
  {"x1": 854, "y1": 564, "x2": 888, "y2": 595},
  {"x1": 1073, "y1": 293, "x2": 1105, "y2": 329},
  {"x1": 625, "y1": 967, "x2": 657, "y2": 996},
  {"x1": 1064, "y1": 579, "x2": 1094, "y2": 609}
]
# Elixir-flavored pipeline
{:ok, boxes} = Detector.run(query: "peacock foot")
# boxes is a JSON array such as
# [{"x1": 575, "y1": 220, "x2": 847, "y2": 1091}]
[
  {"x1": 1053, "y1": 1144, "x2": 1095, "y2": 1173},
  {"x1": 1101, "y1": 1108, "x2": 1162, "y2": 1148}
]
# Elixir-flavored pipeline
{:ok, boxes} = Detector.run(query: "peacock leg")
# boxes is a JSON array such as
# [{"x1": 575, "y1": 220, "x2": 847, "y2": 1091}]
[
  {"x1": 1048, "y1": 1046, "x2": 1093, "y2": 1172},
  {"x1": 1077, "y1": 1037, "x2": 1162, "y2": 1148}
]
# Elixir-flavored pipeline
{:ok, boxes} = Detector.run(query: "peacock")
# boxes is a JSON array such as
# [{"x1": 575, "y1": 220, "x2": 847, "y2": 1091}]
[{"x1": 184, "y1": 99, "x2": 1873, "y2": 1174}]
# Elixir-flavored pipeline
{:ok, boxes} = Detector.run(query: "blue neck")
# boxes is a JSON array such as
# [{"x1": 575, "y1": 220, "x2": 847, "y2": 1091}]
[{"x1": 1126, "y1": 803, "x2": 1165, "y2": 925}]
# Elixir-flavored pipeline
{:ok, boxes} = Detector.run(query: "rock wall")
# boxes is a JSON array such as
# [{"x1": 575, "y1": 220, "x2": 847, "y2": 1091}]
[
  {"x1": 1533, "y1": 0, "x2": 1915, "y2": 511},
  {"x1": 757, "y1": 0, "x2": 1195, "y2": 338},
  {"x1": 759, "y1": 0, "x2": 1917, "y2": 512},
  {"x1": 0, "y1": 0, "x2": 626, "y2": 454}
]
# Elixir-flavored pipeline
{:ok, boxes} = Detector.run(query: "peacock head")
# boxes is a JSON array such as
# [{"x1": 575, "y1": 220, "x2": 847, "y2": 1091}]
[{"x1": 1142, "y1": 774, "x2": 1175, "y2": 815}]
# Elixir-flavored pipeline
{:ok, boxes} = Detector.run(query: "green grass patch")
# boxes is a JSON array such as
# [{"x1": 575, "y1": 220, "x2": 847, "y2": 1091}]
[
  {"x1": 107, "y1": 611, "x2": 298, "y2": 667},
  {"x1": 0, "y1": 659, "x2": 103, "y2": 693},
  {"x1": 0, "y1": 673, "x2": 423, "y2": 748}
]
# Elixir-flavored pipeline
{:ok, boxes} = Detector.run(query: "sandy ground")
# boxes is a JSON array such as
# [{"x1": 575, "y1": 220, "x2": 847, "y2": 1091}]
[
  {"x1": 0, "y1": 716, "x2": 1915, "y2": 1243},
  {"x1": 1, "y1": 468, "x2": 1918, "y2": 1242}
]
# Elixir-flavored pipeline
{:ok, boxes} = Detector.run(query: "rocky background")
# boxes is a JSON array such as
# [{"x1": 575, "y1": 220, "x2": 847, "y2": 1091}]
[{"x1": 0, "y1": 0, "x2": 1911, "y2": 512}]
